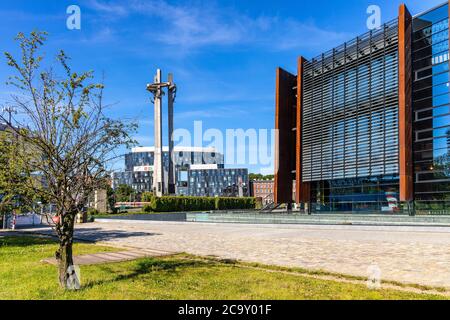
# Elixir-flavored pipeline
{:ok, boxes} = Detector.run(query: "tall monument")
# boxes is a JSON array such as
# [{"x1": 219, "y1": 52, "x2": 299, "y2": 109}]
[
  {"x1": 146, "y1": 69, "x2": 177, "y2": 197},
  {"x1": 167, "y1": 73, "x2": 177, "y2": 194}
]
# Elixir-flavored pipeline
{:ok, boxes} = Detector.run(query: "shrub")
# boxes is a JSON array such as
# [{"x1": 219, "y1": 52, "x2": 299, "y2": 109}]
[
  {"x1": 141, "y1": 192, "x2": 155, "y2": 203},
  {"x1": 215, "y1": 197, "x2": 256, "y2": 210},
  {"x1": 87, "y1": 208, "x2": 99, "y2": 215},
  {"x1": 144, "y1": 196, "x2": 256, "y2": 212},
  {"x1": 254, "y1": 197, "x2": 263, "y2": 210}
]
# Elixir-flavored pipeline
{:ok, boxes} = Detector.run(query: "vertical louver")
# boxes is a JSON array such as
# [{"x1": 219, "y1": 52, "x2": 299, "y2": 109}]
[{"x1": 302, "y1": 19, "x2": 400, "y2": 182}]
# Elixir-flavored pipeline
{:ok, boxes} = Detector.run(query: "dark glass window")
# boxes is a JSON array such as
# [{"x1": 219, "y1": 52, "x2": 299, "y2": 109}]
[
  {"x1": 413, "y1": 10, "x2": 449, "y2": 203},
  {"x1": 413, "y1": 4, "x2": 448, "y2": 30},
  {"x1": 310, "y1": 175, "x2": 399, "y2": 213}
]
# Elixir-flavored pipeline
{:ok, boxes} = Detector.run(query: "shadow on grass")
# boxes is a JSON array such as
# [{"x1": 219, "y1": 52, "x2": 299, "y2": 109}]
[
  {"x1": 0, "y1": 235, "x2": 56, "y2": 248},
  {"x1": 72, "y1": 228, "x2": 162, "y2": 242},
  {"x1": 82, "y1": 257, "x2": 224, "y2": 290},
  {"x1": 3, "y1": 228, "x2": 161, "y2": 243}
]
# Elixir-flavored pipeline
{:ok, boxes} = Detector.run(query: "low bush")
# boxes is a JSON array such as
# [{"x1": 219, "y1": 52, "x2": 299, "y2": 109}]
[
  {"x1": 214, "y1": 197, "x2": 256, "y2": 210},
  {"x1": 141, "y1": 192, "x2": 155, "y2": 203},
  {"x1": 87, "y1": 208, "x2": 100, "y2": 215},
  {"x1": 145, "y1": 196, "x2": 256, "y2": 212}
]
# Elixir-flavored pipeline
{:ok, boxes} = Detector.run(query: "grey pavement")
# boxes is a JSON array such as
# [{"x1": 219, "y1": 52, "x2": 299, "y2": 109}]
[{"x1": 16, "y1": 220, "x2": 450, "y2": 289}]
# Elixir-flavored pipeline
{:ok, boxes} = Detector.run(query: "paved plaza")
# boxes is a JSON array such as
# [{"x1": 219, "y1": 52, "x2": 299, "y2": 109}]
[{"x1": 20, "y1": 220, "x2": 450, "y2": 289}]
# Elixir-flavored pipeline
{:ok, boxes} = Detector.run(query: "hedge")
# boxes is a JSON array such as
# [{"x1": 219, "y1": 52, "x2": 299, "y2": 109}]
[
  {"x1": 214, "y1": 197, "x2": 255, "y2": 210},
  {"x1": 144, "y1": 196, "x2": 256, "y2": 212},
  {"x1": 141, "y1": 192, "x2": 155, "y2": 202}
]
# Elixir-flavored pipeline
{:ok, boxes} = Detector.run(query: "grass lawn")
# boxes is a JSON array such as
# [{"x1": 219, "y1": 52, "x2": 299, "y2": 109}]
[{"x1": 0, "y1": 235, "x2": 447, "y2": 300}]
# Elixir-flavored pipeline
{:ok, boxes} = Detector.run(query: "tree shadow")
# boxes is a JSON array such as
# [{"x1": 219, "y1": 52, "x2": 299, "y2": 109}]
[
  {"x1": 1, "y1": 227, "x2": 161, "y2": 250},
  {"x1": 0, "y1": 234, "x2": 56, "y2": 248},
  {"x1": 82, "y1": 257, "x2": 220, "y2": 289},
  {"x1": 72, "y1": 227, "x2": 161, "y2": 242}
]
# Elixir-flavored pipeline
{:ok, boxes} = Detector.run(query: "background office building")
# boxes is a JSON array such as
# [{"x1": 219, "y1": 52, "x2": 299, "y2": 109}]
[
  {"x1": 112, "y1": 147, "x2": 249, "y2": 197},
  {"x1": 113, "y1": 146, "x2": 224, "y2": 192},
  {"x1": 182, "y1": 167, "x2": 249, "y2": 197},
  {"x1": 275, "y1": 2, "x2": 450, "y2": 214}
]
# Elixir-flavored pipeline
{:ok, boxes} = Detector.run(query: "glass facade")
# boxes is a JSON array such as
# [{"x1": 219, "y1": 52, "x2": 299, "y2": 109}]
[
  {"x1": 113, "y1": 149, "x2": 224, "y2": 192},
  {"x1": 124, "y1": 150, "x2": 224, "y2": 172},
  {"x1": 310, "y1": 175, "x2": 399, "y2": 213},
  {"x1": 300, "y1": 19, "x2": 401, "y2": 212},
  {"x1": 112, "y1": 149, "x2": 249, "y2": 197},
  {"x1": 186, "y1": 169, "x2": 249, "y2": 197},
  {"x1": 412, "y1": 3, "x2": 450, "y2": 213},
  {"x1": 302, "y1": 19, "x2": 399, "y2": 182}
]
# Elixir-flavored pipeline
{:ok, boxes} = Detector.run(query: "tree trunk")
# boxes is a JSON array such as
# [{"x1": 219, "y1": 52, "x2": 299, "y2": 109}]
[
  {"x1": 55, "y1": 212, "x2": 76, "y2": 289},
  {"x1": 56, "y1": 240, "x2": 74, "y2": 287}
]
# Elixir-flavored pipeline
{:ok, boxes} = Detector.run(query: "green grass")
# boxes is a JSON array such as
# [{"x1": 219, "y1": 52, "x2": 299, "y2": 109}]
[{"x1": 0, "y1": 235, "x2": 447, "y2": 300}]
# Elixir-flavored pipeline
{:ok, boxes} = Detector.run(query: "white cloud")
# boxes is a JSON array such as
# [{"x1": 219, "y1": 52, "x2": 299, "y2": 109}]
[
  {"x1": 89, "y1": 0, "x2": 129, "y2": 17},
  {"x1": 85, "y1": 0, "x2": 350, "y2": 52}
]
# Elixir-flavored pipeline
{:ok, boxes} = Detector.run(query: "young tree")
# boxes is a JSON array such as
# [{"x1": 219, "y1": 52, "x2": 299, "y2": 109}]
[
  {"x1": 106, "y1": 185, "x2": 117, "y2": 213},
  {"x1": 2, "y1": 31, "x2": 137, "y2": 288},
  {"x1": 114, "y1": 184, "x2": 136, "y2": 202}
]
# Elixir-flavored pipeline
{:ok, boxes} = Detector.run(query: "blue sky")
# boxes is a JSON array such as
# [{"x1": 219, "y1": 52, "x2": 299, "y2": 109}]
[{"x1": 0, "y1": 0, "x2": 446, "y2": 173}]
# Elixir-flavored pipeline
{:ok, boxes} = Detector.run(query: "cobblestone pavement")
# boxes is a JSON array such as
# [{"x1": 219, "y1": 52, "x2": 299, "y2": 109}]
[{"x1": 19, "y1": 221, "x2": 450, "y2": 288}]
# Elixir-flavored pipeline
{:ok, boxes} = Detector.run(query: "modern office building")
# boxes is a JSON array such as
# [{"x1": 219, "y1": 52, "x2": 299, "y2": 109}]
[
  {"x1": 275, "y1": 2, "x2": 450, "y2": 214},
  {"x1": 112, "y1": 146, "x2": 223, "y2": 192},
  {"x1": 112, "y1": 146, "x2": 249, "y2": 197},
  {"x1": 182, "y1": 167, "x2": 249, "y2": 197}
]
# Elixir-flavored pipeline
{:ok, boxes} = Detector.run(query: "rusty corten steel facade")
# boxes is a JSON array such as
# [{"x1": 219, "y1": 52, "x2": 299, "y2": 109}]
[
  {"x1": 398, "y1": 4, "x2": 414, "y2": 202},
  {"x1": 296, "y1": 56, "x2": 310, "y2": 203},
  {"x1": 274, "y1": 68, "x2": 296, "y2": 204}
]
